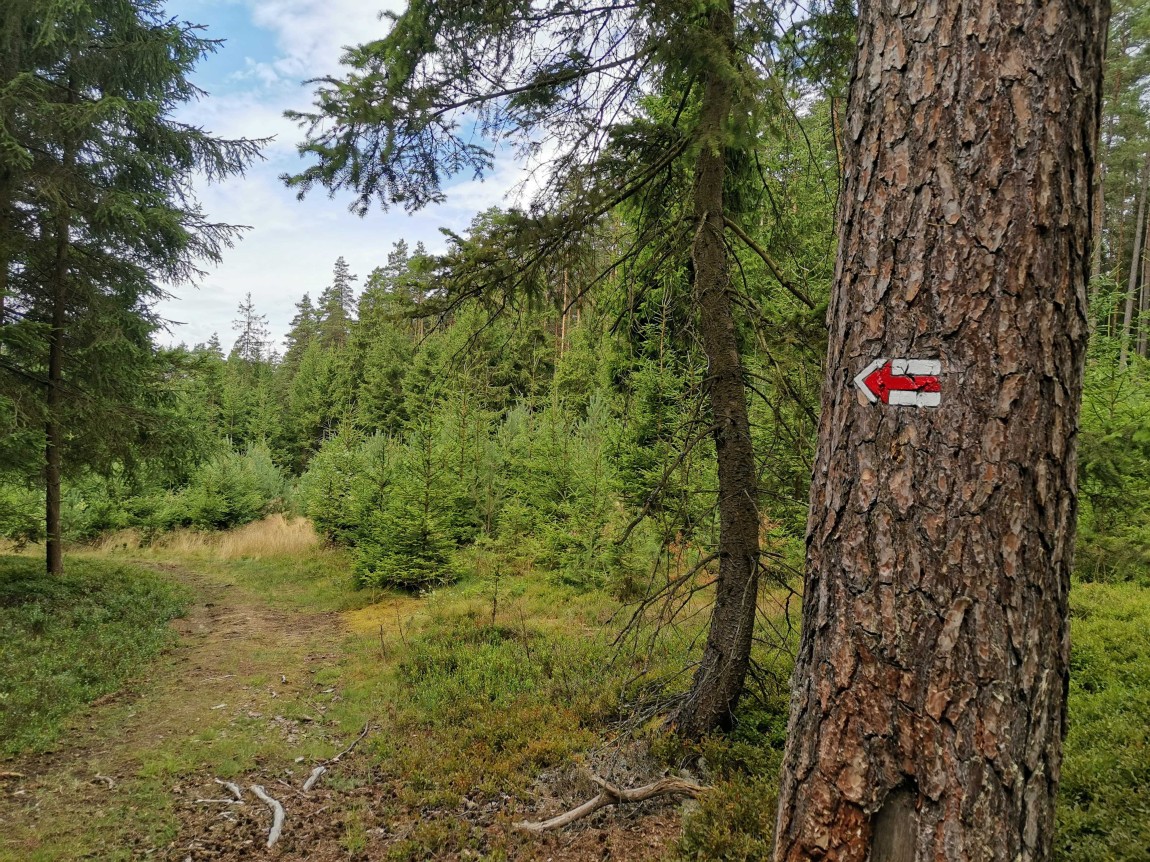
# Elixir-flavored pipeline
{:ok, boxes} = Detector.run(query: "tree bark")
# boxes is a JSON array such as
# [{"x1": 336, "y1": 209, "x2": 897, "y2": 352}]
[
  {"x1": 1119, "y1": 153, "x2": 1149, "y2": 368},
  {"x1": 774, "y1": 1, "x2": 1108, "y2": 859},
  {"x1": 45, "y1": 208, "x2": 69, "y2": 575},
  {"x1": 672, "y1": 0, "x2": 761, "y2": 739}
]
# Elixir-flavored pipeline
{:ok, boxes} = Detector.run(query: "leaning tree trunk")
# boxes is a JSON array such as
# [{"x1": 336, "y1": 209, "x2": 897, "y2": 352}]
[
  {"x1": 671, "y1": 0, "x2": 761, "y2": 739},
  {"x1": 774, "y1": 1, "x2": 1108, "y2": 860}
]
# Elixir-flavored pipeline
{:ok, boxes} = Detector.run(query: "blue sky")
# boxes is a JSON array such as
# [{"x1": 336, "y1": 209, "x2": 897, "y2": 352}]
[{"x1": 156, "y1": 0, "x2": 527, "y2": 352}]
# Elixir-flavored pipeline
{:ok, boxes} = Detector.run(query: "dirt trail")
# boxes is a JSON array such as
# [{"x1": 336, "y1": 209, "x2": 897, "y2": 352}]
[
  {"x1": 0, "y1": 563, "x2": 349, "y2": 861},
  {"x1": 0, "y1": 562, "x2": 683, "y2": 862}
]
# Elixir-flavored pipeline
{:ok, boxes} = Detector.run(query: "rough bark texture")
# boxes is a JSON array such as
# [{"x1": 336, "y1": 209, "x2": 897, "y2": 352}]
[
  {"x1": 774, "y1": 1, "x2": 1108, "y2": 860},
  {"x1": 672, "y1": 0, "x2": 761, "y2": 739}
]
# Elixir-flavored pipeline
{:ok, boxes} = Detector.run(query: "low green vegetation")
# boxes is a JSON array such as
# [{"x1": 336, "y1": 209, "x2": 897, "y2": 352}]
[
  {"x1": 1, "y1": 533, "x2": 1148, "y2": 860},
  {"x1": 0, "y1": 556, "x2": 189, "y2": 757},
  {"x1": 1057, "y1": 580, "x2": 1150, "y2": 861}
]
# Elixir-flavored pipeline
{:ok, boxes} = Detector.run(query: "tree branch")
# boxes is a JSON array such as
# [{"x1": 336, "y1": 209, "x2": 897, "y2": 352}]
[{"x1": 722, "y1": 216, "x2": 815, "y2": 309}]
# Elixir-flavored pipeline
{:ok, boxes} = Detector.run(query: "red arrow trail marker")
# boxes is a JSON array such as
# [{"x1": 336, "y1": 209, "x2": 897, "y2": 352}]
[{"x1": 854, "y1": 358, "x2": 941, "y2": 407}]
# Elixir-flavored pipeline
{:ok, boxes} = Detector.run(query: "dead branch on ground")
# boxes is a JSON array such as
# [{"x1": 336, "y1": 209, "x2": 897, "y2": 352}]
[
  {"x1": 214, "y1": 778, "x2": 244, "y2": 802},
  {"x1": 249, "y1": 784, "x2": 285, "y2": 848},
  {"x1": 513, "y1": 775, "x2": 708, "y2": 833}
]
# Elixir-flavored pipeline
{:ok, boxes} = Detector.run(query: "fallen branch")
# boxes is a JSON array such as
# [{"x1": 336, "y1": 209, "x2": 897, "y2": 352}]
[
  {"x1": 275, "y1": 778, "x2": 310, "y2": 800},
  {"x1": 194, "y1": 798, "x2": 244, "y2": 805},
  {"x1": 0, "y1": 772, "x2": 26, "y2": 780},
  {"x1": 214, "y1": 779, "x2": 244, "y2": 802},
  {"x1": 513, "y1": 775, "x2": 708, "y2": 833},
  {"x1": 249, "y1": 784, "x2": 285, "y2": 849},
  {"x1": 329, "y1": 722, "x2": 370, "y2": 764},
  {"x1": 298, "y1": 722, "x2": 371, "y2": 793},
  {"x1": 302, "y1": 766, "x2": 327, "y2": 792}
]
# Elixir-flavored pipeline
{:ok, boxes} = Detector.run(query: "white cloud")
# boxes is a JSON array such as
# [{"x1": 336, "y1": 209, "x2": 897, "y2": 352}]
[
  {"x1": 245, "y1": 0, "x2": 402, "y2": 78},
  {"x1": 158, "y1": 0, "x2": 552, "y2": 352}
]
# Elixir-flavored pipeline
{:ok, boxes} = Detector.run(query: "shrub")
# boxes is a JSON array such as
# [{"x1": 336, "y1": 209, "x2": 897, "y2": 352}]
[{"x1": 175, "y1": 443, "x2": 287, "y2": 530}]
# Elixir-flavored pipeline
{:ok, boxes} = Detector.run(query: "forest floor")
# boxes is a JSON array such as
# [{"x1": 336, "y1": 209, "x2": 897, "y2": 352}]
[
  {"x1": 0, "y1": 550, "x2": 688, "y2": 862},
  {"x1": 5, "y1": 522, "x2": 1145, "y2": 862}
]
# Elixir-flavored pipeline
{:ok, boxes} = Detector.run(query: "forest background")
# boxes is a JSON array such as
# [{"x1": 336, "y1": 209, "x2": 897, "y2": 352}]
[{"x1": 2, "y1": 0, "x2": 1150, "y2": 859}]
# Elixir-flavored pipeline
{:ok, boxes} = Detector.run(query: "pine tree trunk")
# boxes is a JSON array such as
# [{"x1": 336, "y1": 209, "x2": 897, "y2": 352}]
[
  {"x1": 45, "y1": 209, "x2": 69, "y2": 576},
  {"x1": 1119, "y1": 154, "x2": 1149, "y2": 368},
  {"x1": 672, "y1": 0, "x2": 761, "y2": 739},
  {"x1": 1139, "y1": 210, "x2": 1150, "y2": 358},
  {"x1": 0, "y1": 183, "x2": 8, "y2": 327},
  {"x1": 774, "y1": 0, "x2": 1107, "y2": 859},
  {"x1": 1088, "y1": 160, "x2": 1104, "y2": 318}
]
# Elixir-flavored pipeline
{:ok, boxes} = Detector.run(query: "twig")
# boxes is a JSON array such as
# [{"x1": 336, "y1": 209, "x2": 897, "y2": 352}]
[
  {"x1": 274, "y1": 778, "x2": 311, "y2": 800},
  {"x1": 214, "y1": 778, "x2": 244, "y2": 802},
  {"x1": 194, "y1": 798, "x2": 244, "y2": 805},
  {"x1": 302, "y1": 766, "x2": 327, "y2": 793},
  {"x1": 513, "y1": 775, "x2": 708, "y2": 833},
  {"x1": 329, "y1": 722, "x2": 371, "y2": 764},
  {"x1": 395, "y1": 606, "x2": 408, "y2": 648},
  {"x1": 249, "y1": 785, "x2": 285, "y2": 849},
  {"x1": 0, "y1": 772, "x2": 26, "y2": 780},
  {"x1": 93, "y1": 774, "x2": 115, "y2": 789}
]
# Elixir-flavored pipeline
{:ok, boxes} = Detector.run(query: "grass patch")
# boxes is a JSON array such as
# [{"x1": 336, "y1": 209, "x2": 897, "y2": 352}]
[
  {"x1": 0, "y1": 555, "x2": 189, "y2": 757},
  {"x1": 1057, "y1": 580, "x2": 1150, "y2": 861},
  {"x1": 372, "y1": 579, "x2": 626, "y2": 802}
]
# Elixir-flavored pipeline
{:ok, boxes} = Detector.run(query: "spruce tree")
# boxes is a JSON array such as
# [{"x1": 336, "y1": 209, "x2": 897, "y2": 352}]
[
  {"x1": 282, "y1": 0, "x2": 823, "y2": 734},
  {"x1": 0, "y1": 0, "x2": 262, "y2": 573},
  {"x1": 317, "y1": 256, "x2": 358, "y2": 349}
]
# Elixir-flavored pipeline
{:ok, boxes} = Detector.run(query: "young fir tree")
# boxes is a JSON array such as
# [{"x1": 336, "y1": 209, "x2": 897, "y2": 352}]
[{"x1": 356, "y1": 417, "x2": 471, "y2": 590}]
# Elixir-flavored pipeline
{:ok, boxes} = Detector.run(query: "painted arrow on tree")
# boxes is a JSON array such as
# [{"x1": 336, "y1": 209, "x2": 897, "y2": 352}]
[{"x1": 853, "y1": 358, "x2": 942, "y2": 407}]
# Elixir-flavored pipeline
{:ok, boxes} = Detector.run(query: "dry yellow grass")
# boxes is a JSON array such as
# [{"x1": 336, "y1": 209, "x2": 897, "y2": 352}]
[
  {"x1": 90, "y1": 514, "x2": 320, "y2": 560},
  {"x1": 215, "y1": 514, "x2": 319, "y2": 559}
]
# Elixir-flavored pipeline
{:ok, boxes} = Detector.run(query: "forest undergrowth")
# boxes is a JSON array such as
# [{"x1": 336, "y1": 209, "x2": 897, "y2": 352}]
[{"x1": 0, "y1": 516, "x2": 1146, "y2": 861}]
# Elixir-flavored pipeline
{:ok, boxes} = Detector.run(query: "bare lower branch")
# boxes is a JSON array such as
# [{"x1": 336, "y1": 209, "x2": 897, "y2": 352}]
[{"x1": 722, "y1": 216, "x2": 815, "y2": 309}]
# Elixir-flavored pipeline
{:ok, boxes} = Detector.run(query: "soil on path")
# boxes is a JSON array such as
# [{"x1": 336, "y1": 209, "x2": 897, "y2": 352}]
[{"x1": 0, "y1": 562, "x2": 682, "y2": 862}]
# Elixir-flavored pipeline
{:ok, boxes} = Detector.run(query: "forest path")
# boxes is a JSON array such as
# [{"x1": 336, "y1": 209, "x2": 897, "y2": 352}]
[
  {"x1": 0, "y1": 560, "x2": 360, "y2": 861},
  {"x1": 1, "y1": 558, "x2": 683, "y2": 861}
]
